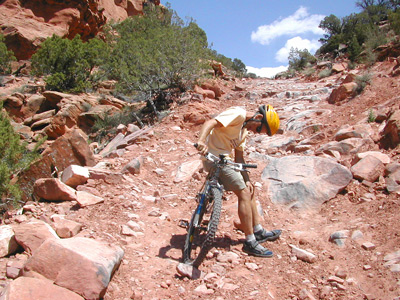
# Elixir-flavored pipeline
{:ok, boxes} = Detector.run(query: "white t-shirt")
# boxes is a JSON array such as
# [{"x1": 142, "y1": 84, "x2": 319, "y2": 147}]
[{"x1": 207, "y1": 107, "x2": 248, "y2": 158}]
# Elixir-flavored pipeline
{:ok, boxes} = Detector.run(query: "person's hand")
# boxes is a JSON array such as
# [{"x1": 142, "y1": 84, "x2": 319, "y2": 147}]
[{"x1": 196, "y1": 141, "x2": 208, "y2": 156}]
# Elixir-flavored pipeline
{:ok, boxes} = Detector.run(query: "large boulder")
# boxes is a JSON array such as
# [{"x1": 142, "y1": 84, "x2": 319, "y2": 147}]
[
  {"x1": 0, "y1": 225, "x2": 19, "y2": 258},
  {"x1": 350, "y1": 155, "x2": 385, "y2": 182},
  {"x1": 381, "y1": 110, "x2": 400, "y2": 149},
  {"x1": 12, "y1": 220, "x2": 59, "y2": 253},
  {"x1": 21, "y1": 237, "x2": 124, "y2": 300},
  {"x1": 261, "y1": 155, "x2": 353, "y2": 209},
  {"x1": 0, "y1": 277, "x2": 84, "y2": 300},
  {"x1": 33, "y1": 178, "x2": 77, "y2": 201},
  {"x1": 328, "y1": 83, "x2": 357, "y2": 104},
  {"x1": 17, "y1": 128, "x2": 96, "y2": 201}
]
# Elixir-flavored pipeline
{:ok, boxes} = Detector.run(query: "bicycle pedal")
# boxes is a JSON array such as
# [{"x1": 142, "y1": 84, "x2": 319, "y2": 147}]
[{"x1": 178, "y1": 219, "x2": 189, "y2": 228}]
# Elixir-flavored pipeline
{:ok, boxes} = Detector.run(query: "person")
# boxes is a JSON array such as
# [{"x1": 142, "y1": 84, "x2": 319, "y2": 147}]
[{"x1": 196, "y1": 105, "x2": 281, "y2": 257}]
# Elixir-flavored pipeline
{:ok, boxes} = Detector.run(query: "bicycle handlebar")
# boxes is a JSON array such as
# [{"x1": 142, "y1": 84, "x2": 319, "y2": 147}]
[{"x1": 193, "y1": 143, "x2": 257, "y2": 170}]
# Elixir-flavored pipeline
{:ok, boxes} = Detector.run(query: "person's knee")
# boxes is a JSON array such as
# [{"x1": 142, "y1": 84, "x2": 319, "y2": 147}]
[{"x1": 236, "y1": 187, "x2": 252, "y2": 201}]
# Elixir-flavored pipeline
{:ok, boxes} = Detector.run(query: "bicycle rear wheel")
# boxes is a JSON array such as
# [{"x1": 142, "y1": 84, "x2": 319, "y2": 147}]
[{"x1": 183, "y1": 187, "x2": 223, "y2": 268}]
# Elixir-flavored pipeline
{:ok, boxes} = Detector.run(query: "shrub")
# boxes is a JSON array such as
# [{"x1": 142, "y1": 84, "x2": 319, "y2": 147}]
[
  {"x1": 0, "y1": 104, "x2": 43, "y2": 207},
  {"x1": 303, "y1": 68, "x2": 316, "y2": 78},
  {"x1": 0, "y1": 34, "x2": 16, "y2": 75},
  {"x1": 318, "y1": 2, "x2": 400, "y2": 62},
  {"x1": 367, "y1": 108, "x2": 376, "y2": 123},
  {"x1": 318, "y1": 68, "x2": 332, "y2": 78},
  {"x1": 288, "y1": 48, "x2": 316, "y2": 71},
  {"x1": 389, "y1": 11, "x2": 400, "y2": 34},
  {"x1": 31, "y1": 34, "x2": 108, "y2": 93},
  {"x1": 103, "y1": 5, "x2": 210, "y2": 99},
  {"x1": 91, "y1": 107, "x2": 139, "y2": 144},
  {"x1": 232, "y1": 58, "x2": 247, "y2": 78},
  {"x1": 355, "y1": 73, "x2": 372, "y2": 94}
]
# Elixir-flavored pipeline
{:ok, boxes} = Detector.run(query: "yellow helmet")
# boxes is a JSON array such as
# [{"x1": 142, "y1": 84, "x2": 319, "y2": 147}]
[{"x1": 258, "y1": 104, "x2": 280, "y2": 136}]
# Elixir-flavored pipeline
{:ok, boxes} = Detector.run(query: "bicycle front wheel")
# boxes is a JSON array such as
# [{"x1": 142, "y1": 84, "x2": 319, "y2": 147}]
[{"x1": 183, "y1": 187, "x2": 223, "y2": 268}]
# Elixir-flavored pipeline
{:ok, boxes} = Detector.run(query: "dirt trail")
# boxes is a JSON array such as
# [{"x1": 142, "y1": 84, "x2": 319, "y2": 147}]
[
  {"x1": 78, "y1": 66, "x2": 400, "y2": 299},
  {"x1": 6, "y1": 64, "x2": 400, "y2": 300}
]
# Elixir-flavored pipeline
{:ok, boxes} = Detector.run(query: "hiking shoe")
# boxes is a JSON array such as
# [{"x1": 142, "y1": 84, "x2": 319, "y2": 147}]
[
  {"x1": 242, "y1": 240, "x2": 273, "y2": 258},
  {"x1": 254, "y1": 229, "x2": 282, "y2": 243}
]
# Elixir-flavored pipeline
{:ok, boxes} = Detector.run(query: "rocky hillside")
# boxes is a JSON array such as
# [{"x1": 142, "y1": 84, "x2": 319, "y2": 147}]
[
  {"x1": 0, "y1": 0, "x2": 160, "y2": 60},
  {"x1": 0, "y1": 53, "x2": 399, "y2": 300}
]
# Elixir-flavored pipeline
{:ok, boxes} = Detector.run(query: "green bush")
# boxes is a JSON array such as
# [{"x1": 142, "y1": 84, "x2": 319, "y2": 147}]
[
  {"x1": 355, "y1": 73, "x2": 372, "y2": 94},
  {"x1": 103, "y1": 5, "x2": 210, "y2": 97},
  {"x1": 31, "y1": 34, "x2": 108, "y2": 93},
  {"x1": 0, "y1": 104, "x2": 43, "y2": 207},
  {"x1": 303, "y1": 68, "x2": 316, "y2": 78},
  {"x1": 389, "y1": 11, "x2": 400, "y2": 34},
  {"x1": 318, "y1": 3, "x2": 398, "y2": 62},
  {"x1": 0, "y1": 34, "x2": 16, "y2": 75},
  {"x1": 367, "y1": 108, "x2": 376, "y2": 123},
  {"x1": 91, "y1": 107, "x2": 138, "y2": 144},
  {"x1": 288, "y1": 48, "x2": 316, "y2": 71},
  {"x1": 318, "y1": 68, "x2": 332, "y2": 78},
  {"x1": 232, "y1": 58, "x2": 247, "y2": 78}
]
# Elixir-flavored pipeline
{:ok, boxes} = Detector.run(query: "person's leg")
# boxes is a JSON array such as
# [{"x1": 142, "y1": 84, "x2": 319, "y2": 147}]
[
  {"x1": 233, "y1": 187, "x2": 273, "y2": 257},
  {"x1": 220, "y1": 167, "x2": 274, "y2": 257},
  {"x1": 233, "y1": 187, "x2": 253, "y2": 236},
  {"x1": 236, "y1": 184, "x2": 282, "y2": 243}
]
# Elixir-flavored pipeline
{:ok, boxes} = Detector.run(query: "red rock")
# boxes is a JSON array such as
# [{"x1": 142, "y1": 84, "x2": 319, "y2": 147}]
[
  {"x1": 0, "y1": 225, "x2": 19, "y2": 258},
  {"x1": 33, "y1": 178, "x2": 77, "y2": 201},
  {"x1": 0, "y1": 276, "x2": 84, "y2": 300},
  {"x1": 382, "y1": 110, "x2": 400, "y2": 149},
  {"x1": 174, "y1": 160, "x2": 202, "y2": 183},
  {"x1": 18, "y1": 128, "x2": 96, "y2": 201},
  {"x1": 53, "y1": 218, "x2": 82, "y2": 238},
  {"x1": 76, "y1": 191, "x2": 104, "y2": 207},
  {"x1": 0, "y1": 0, "x2": 160, "y2": 60},
  {"x1": 351, "y1": 155, "x2": 385, "y2": 182},
  {"x1": 21, "y1": 237, "x2": 124, "y2": 300},
  {"x1": 328, "y1": 82, "x2": 357, "y2": 104},
  {"x1": 12, "y1": 220, "x2": 59, "y2": 253},
  {"x1": 61, "y1": 165, "x2": 90, "y2": 188}
]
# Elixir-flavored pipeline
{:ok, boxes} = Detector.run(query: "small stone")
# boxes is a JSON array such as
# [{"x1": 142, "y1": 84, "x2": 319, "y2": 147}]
[
  {"x1": 351, "y1": 230, "x2": 364, "y2": 241},
  {"x1": 328, "y1": 275, "x2": 345, "y2": 284},
  {"x1": 362, "y1": 242, "x2": 376, "y2": 250},
  {"x1": 194, "y1": 284, "x2": 214, "y2": 294},
  {"x1": 335, "y1": 268, "x2": 348, "y2": 279},
  {"x1": 245, "y1": 262, "x2": 259, "y2": 271},
  {"x1": 176, "y1": 263, "x2": 204, "y2": 280},
  {"x1": 289, "y1": 244, "x2": 317, "y2": 263},
  {"x1": 363, "y1": 265, "x2": 372, "y2": 270},
  {"x1": 299, "y1": 288, "x2": 317, "y2": 300},
  {"x1": 319, "y1": 286, "x2": 332, "y2": 299}
]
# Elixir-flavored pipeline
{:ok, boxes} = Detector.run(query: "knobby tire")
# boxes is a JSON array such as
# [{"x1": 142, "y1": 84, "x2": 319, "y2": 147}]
[{"x1": 183, "y1": 187, "x2": 223, "y2": 268}]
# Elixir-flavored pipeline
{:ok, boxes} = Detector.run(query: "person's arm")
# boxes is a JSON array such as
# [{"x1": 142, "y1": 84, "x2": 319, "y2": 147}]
[
  {"x1": 234, "y1": 149, "x2": 250, "y2": 182},
  {"x1": 196, "y1": 119, "x2": 222, "y2": 155}
]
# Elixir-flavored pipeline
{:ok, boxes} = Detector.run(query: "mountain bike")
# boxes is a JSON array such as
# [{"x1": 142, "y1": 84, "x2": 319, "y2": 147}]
[{"x1": 182, "y1": 145, "x2": 257, "y2": 268}]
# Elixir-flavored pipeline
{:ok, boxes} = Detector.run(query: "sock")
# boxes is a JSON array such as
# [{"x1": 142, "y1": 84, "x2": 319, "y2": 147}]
[
  {"x1": 253, "y1": 224, "x2": 263, "y2": 233},
  {"x1": 246, "y1": 234, "x2": 256, "y2": 242}
]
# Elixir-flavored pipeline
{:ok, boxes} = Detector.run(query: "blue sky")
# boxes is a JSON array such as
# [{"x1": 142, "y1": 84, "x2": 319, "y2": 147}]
[{"x1": 160, "y1": 1, "x2": 361, "y2": 77}]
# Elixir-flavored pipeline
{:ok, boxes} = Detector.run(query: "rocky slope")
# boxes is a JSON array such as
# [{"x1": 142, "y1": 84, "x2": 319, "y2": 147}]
[
  {"x1": 0, "y1": 0, "x2": 160, "y2": 60},
  {"x1": 0, "y1": 58, "x2": 400, "y2": 299}
]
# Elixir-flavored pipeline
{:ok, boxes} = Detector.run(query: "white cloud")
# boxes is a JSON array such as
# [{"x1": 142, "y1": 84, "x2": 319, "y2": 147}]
[
  {"x1": 246, "y1": 65, "x2": 288, "y2": 78},
  {"x1": 275, "y1": 36, "x2": 321, "y2": 63},
  {"x1": 251, "y1": 6, "x2": 325, "y2": 45}
]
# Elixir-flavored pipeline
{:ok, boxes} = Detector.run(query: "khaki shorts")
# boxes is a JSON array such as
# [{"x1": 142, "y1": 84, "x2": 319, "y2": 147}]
[{"x1": 203, "y1": 161, "x2": 246, "y2": 191}]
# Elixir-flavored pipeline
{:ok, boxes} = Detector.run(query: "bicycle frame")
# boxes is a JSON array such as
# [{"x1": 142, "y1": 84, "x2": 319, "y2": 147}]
[
  {"x1": 195, "y1": 162, "x2": 223, "y2": 215},
  {"x1": 182, "y1": 147, "x2": 257, "y2": 266}
]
